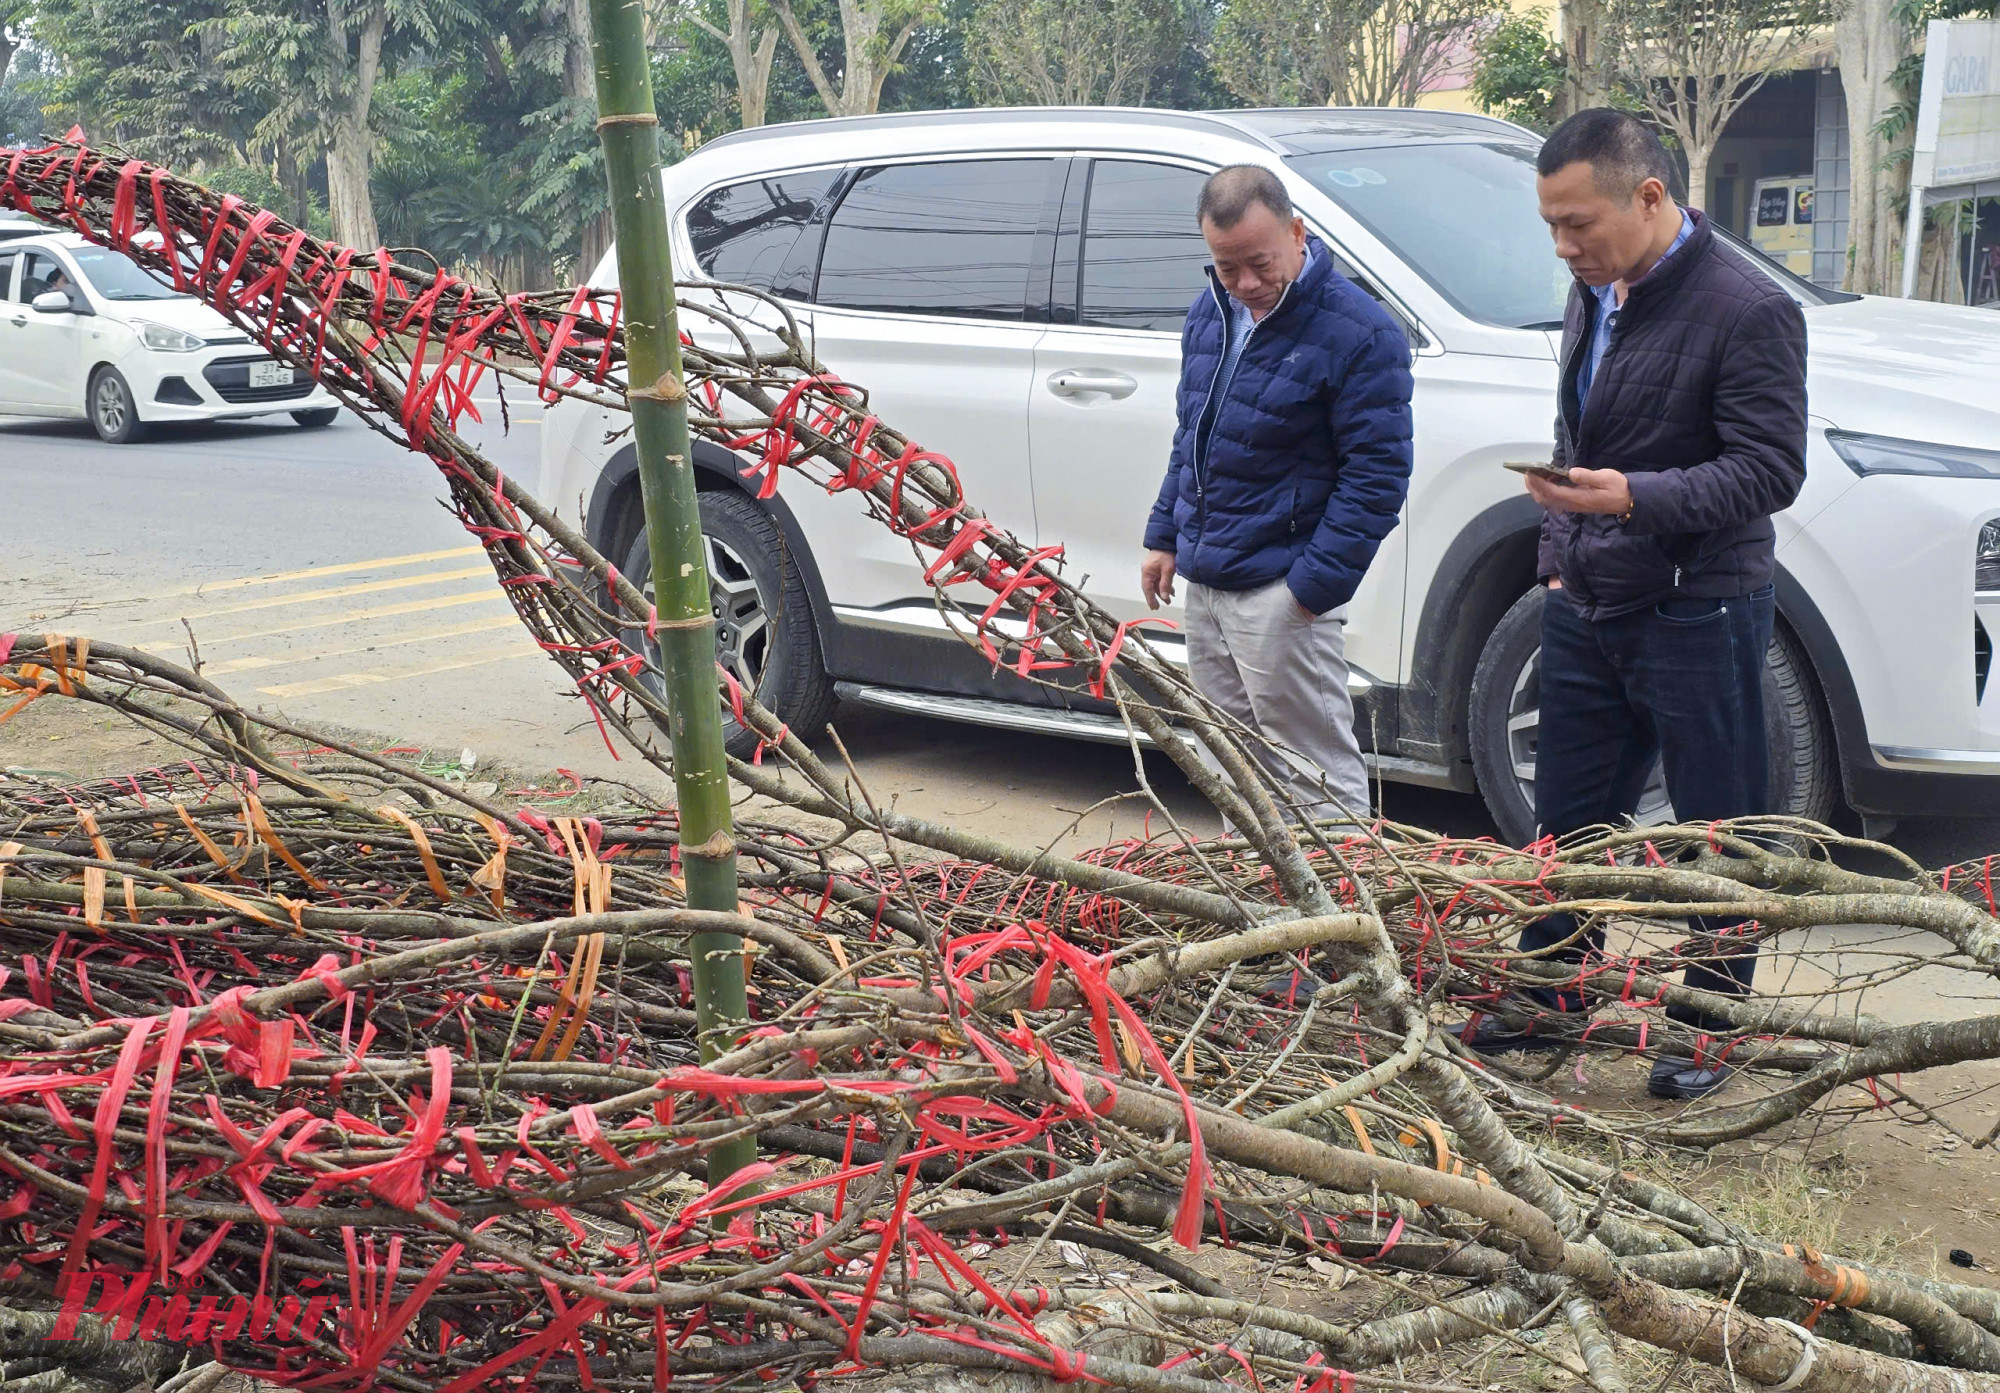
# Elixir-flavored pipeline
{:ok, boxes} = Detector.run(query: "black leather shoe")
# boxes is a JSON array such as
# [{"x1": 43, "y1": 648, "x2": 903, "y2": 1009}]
[
  {"x1": 1451, "y1": 1008, "x2": 1589, "y2": 1055},
  {"x1": 1255, "y1": 970, "x2": 1328, "y2": 1006},
  {"x1": 1647, "y1": 1056, "x2": 1732, "y2": 1099}
]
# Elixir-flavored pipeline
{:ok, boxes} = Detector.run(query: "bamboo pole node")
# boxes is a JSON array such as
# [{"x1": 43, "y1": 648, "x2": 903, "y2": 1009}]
[
  {"x1": 628, "y1": 374, "x2": 687, "y2": 403},
  {"x1": 595, "y1": 112, "x2": 660, "y2": 128},
  {"x1": 682, "y1": 830, "x2": 738, "y2": 862}
]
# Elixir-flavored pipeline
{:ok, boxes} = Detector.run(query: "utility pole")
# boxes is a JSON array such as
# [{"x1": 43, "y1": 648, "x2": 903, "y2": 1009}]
[{"x1": 585, "y1": 0, "x2": 754, "y2": 1186}]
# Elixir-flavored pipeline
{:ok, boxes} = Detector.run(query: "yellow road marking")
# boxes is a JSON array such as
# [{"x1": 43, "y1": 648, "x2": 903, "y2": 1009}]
[
  {"x1": 175, "y1": 546, "x2": 483, "y2": 596},
  {"x1": 257, "y1": 641, "x2": 539, "y2": 698},
  {"x1": 193, "y1": 589, "x2": 511, "y2": 646},
  {"x1": 203, "y1": 614, "x2": 525, "y2": 675},
  {"x1": 136, "y1": 566, "x2": 494, "y2": 627}
]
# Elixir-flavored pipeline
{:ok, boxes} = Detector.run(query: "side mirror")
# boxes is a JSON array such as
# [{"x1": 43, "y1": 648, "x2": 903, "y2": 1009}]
[{"x1": 31, "y1": 290, "x2": 76, "y2": 314}]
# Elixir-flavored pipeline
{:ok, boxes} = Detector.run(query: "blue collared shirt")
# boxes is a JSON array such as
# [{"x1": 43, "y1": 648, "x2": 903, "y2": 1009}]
[{"x1": 1576, "y1": 210, "x2": 1694, "y2": 410}]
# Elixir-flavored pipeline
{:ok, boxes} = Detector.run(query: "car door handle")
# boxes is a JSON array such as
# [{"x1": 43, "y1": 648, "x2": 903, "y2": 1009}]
[
  {"x1": 7, "y1": 317, "x2": 23, "y2": 328},
  {"x1": 1046, "y1": 369, "x2": 1138, "y2": 400}
]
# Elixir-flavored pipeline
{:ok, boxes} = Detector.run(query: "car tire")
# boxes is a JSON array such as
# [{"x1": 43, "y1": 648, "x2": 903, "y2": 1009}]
[
  {"x1": 619, "y1": 488, "x2": 836, "y2": 760},
  {"x1": 87, "y1": 367, "x2": 147, "y2": 444},
  {"x1": 1468, "y1": 586, "x2": 1838, "y2": 846},
  {"x1": 293, "y1": 407, "x2": 339, "y2": 428}
]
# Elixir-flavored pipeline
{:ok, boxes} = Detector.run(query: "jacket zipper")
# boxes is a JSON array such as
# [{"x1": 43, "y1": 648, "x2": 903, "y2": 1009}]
[
  {"x1": 1192, "y1": 273, "x2": 1297, "y2": 537},
  {"x1": 1553, "y1": 292, "x2": 1631, "y2": 608}
]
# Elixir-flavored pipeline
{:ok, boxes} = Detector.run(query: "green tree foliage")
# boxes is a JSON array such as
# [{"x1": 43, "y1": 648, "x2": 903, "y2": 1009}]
[
  {"x1": 207, "y1": 0, "x2": 480, "y2": 249},
  {"x1": 966, "y1": 0, "x2": 1194, "y2": 106},
  {"x1": 1, "y1": 0, "x2": 30, "y2": 86},
  {"x1": 0, "y1": 41, "x2": 52, "y2": 143},
  {"x1": 1469, "y1": 8, "x2": 1563, "y2": 131},
  {"x1": 29, "y1": 0, "x2": 256, "y2": 166},
  {"x1": 10, "y1": 0, "x2": 1247, "y2": 284},
  {"x1": 1213, "y1": 0, "x2": 1490, "y2": 108},
  {"x1": 202, "y1": 156, "x2": 332, "y2": 232}
]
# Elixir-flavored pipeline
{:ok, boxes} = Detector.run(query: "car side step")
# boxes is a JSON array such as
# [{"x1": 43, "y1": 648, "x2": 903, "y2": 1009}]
[
  {"x1": 833, "y1": 683, "x2": 1155, "y2": 747},
  {"x1": 832, "y1": 682, "x2": 1466, "y2": 790}
]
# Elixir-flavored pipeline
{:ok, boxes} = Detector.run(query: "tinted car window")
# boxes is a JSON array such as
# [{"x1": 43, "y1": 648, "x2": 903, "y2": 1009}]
[
  {"x1": 71, "y1": 246, "x2": 179, "y2": 300},
  {"x1": 20, "y1": 252, "x2": 72, "y2": 303},
  {"x1": 816, "y1": 159, "x2": 1053, "y2": 320},
  {"x1": 687, "y1": 169, "x2": 839, "y2": 293},
  {"x1": 0, "y1": 251, "x2": 18, "y2": 301},
  {"x1": 1079, "y1": 161, "x2": 1210, "y2": 333}
]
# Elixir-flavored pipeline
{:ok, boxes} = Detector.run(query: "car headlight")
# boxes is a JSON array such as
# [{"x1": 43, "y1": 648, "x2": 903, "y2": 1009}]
[
  {"x1": 133, "y1": 320, "x2": 205, "y2": 353},
  {"x1": 1828, "y1": 430, "x2": 2000, "y2": 479},
  {"x1": 1979, "y1": 521, "x2": 2000, "y2": 594}
]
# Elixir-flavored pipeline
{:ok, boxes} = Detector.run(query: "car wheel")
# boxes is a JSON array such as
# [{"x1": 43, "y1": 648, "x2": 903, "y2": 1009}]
[
  {"x1": 292, "y1": 407, "x2": 339, "y2": 428},
  {"x1": 1468, "y1": 587, "x2": 1837, "y2": 846},
  {"x1": 87, "y1": 367, "x2": 147, "y2": 444},
  {"x1": 619, "y1": 488, "x2": 836, "y2": 759}
]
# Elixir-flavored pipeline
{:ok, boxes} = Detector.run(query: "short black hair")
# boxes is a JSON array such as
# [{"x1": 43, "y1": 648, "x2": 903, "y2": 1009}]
[
  {"x1": 1536, "y1": 108, "x2": 1677, "y2": 200},
  {"x1": 1196, "y1": 164, "x2": 1293, "y2": 229}
]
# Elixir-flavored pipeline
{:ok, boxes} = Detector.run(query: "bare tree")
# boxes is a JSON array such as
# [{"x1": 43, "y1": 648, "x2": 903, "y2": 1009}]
[
  {"x1": 1834, "y1": 0, "x2": 1908, "y2": 292},
  {"x1": 969, "y1": 0, "x2": 1189, "y2": 106},
  {"x1": 769, "y1": 0, "x2": 931, "y2": 117},
  {"x1": 685, "y1": 0, "x2": 783, "y2": 127},
  {"x1": 1214, "y1": 0, "x2": 1491, "y2": 109},
  {"x1": 1599, "y1": 0, "x2": 1832, "y2": 211}
]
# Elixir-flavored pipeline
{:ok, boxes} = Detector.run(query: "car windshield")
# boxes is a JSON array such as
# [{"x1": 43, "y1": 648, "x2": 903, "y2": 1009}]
[
  {"x1": 69, "y1": 246, "x2": 183, "y2": 301},
  {"x1": 1288, "y1": 141, "x2": 1848, "y2": 330}
]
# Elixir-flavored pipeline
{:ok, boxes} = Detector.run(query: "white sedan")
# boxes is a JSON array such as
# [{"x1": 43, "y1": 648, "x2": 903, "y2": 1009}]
[{"x1": 0, "y1": 231, "x2": 339, "y2": 442}]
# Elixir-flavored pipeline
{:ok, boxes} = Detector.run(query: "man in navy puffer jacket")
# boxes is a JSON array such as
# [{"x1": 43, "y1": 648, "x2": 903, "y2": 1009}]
[{"x1": 1141, "y1": 165, "x2": 1413, "y2": 823}]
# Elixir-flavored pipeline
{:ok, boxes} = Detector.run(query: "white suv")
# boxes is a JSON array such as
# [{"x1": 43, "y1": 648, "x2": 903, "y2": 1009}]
[
  {"x1": 0, "y1": 232, "x2": 340, "y2": 441},
  {"x1": 539, "y1": 106, "x2": 2000, "y2": 841}
]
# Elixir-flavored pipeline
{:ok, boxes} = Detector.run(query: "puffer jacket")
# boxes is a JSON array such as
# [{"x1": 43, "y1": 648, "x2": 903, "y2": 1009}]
[
  {"x1": 1143, "y1": 237, "x2": 1413, "y2": 616},
  {"x1": 1538, "y1": 210, "x2": 1809, "y2": 620}
]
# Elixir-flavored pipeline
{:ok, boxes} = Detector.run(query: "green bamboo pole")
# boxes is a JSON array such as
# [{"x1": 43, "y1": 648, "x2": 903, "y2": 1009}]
[{"x1": 585, "y1": 0, "x2": 753, "y2": 1185}]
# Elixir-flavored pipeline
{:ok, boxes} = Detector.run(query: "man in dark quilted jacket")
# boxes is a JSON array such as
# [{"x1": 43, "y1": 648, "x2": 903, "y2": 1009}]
[
  {"x1": 1141, "y1": 165, "x2": 1413, "y2": 825},
  {"x1": 1463, "y1": 110, "x2": 1808, "y2": 1100}
]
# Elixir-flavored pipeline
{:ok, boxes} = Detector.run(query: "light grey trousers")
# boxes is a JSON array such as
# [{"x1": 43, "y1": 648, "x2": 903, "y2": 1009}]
[{"x1": 1184, "y1": 577, "x2": 1372, "y2": 825}]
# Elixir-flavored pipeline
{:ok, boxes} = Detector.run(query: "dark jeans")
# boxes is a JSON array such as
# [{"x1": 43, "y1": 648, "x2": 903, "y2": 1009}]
[{"x1": 1518, "y1": 584, "x2": 1774, "y2": 1034}]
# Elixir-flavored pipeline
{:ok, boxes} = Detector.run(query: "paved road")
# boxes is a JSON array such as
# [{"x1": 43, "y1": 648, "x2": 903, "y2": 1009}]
[{"x1": 4, "y1": 406, "x2": 1999, "y2": 865}]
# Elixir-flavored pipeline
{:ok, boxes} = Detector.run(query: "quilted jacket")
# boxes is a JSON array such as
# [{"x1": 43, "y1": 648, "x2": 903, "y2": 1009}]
[
  {"x1": 1538, "y1": 209, "x2": 1809, "y2": 620},
  {"x1": 1143, "y1": 237, "x2": 1414, "y2": 616}
]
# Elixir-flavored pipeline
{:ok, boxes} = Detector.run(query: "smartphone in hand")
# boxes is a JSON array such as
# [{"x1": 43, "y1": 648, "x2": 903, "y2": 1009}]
[{"x1": 1504, "y1": 461, "x2": 1574, "y2": 485}]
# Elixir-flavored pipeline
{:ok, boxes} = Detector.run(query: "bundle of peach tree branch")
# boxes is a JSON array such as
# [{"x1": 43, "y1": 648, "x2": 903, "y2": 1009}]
[{"x1": 7, "y1": 138, "x2": 2000, "y2": 1393}]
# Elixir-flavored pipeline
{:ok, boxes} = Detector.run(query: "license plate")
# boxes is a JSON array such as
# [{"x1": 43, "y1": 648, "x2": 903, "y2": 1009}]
[{"x1": 248, "y1": 361, "x2": 292, "y2": 389}]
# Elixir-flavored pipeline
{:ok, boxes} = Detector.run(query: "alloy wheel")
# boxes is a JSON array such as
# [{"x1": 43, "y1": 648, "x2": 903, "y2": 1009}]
[
  {"x1": 94, "y1": 376, "x2": 128, "y2": 435},
  {"x1": 640, "y1": 534, "x2": 771, "y2": 699}
]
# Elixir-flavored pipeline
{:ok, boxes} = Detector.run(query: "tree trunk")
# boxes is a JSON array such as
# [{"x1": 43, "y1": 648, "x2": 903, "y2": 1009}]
[
  {"x1": 0, "y1": 30, "x2": 17, "y2": 88},
  {"x1": 739, "y1": 21, "x2": 779, "y2": 127},
  {"x1": 326, "y1": 116, "x2": 379, "y2": 250},
  {"x1": 1558, "y1": 0, "x2": 1612, "y2": 118},
  {"x1": 1835, "y1": 0, "x2": 1908, "y2": 294},
  {"x1": 1685, "y1": 145, "x2": 1711, "y2": 215},
  {"x1": 275, "y1": 144, "x2": 311, "y2": 229},
  {"x1": 564, "y1": 0, "x2": 616, "y2": 281},
  {"x1": 324, "y1": 1, "x2": 385, "y2": 251},
  {"x1": 772, "y1": 0, "x2": 924, "y2": 118}
]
